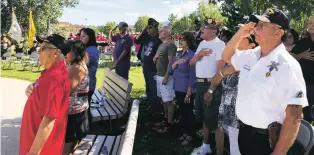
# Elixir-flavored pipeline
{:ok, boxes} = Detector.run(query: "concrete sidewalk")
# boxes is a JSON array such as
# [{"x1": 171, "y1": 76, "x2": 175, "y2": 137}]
[{"x1": 1, "y1": 78, "x2": 31, "y2": 155}]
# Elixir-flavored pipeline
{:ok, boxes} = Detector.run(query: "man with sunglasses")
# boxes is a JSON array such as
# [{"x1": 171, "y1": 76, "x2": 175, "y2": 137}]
[
  {"x1": 190, "y1": 18, "x2": 226, "y2": 155},
  {"x1": 109, "y1": 22, "x2": 133, "y2": 80},
  {"x1": 134, "y1": 18, "x2": 164, "y2": 125},
  {"x1": 222, "y1": 8, "x2": 308, "y2": 155},
  {"x1": 20, "y1": 34, "x2": 71, "y2": 155}
]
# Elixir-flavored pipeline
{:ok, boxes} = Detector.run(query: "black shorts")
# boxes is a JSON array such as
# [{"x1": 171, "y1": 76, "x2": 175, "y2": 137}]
[
  {"x1": 65, "y1": 110, "x2": 90, "y2": 143},
  {"x1": 195, "y1": 82, "x2": 222, "y2": 130}
]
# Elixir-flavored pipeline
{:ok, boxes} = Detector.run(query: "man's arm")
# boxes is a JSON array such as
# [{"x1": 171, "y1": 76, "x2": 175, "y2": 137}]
[
  {"x1": 109, "y1": 26, "x2": 118, "y2": 42},
  {"x1": 28, "y1": 116, "x2": 56, "y2": 154},
  {"x1": 221, "y1": 22, "x2": 255, "y2": 63},
  {"x1": 134, "y1": 27, "x2": 148, "y2": 44},
  {"x1": 210, "y1": 65, "x2": 236, "y2": 90},
  {"x1": 164, "y1": 56, "x2": 175, "y2": 79},
  {"x1": 272, "y1": 105, "x2": 303, "y2": 154},
  {"x1": 190, "y1": 49, "x2": 212, "y2": 66}
]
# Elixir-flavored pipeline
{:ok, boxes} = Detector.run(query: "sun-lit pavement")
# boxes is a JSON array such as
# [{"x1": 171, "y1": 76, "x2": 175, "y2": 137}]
[{"x1": 1, "y1": 77, "x2": 31, "y2": 155}]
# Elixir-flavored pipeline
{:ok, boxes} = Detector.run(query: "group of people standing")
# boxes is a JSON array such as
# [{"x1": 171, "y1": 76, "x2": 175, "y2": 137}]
[
  {"x1": 110, "y1": 8, "x2": 313, "y2": 155},
  {"x1": 19, "y1": 28, "x2": 100, "y2": 155},
  {"x1": 17, "y1": 7, "x2": 314, "y2": 155}
]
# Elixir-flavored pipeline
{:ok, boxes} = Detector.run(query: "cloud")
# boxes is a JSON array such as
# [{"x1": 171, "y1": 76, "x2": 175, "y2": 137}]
[
  {"x1": 125, "y1": 12, "x2": 140, "y2": 16},
  {"x1": 170, "y1": 0, "x2": 200, "y2": 18},
  {"x1": 162, "y1": 1, "x2": 171, "y2": 5}
]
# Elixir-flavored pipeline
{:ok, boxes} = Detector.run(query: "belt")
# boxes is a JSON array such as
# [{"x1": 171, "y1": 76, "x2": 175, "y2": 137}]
[
  {"x1": 239, "y1": 121, "x2": 268, "y2": 135},
  {"x1": 197, "y1": 78, "x2": 212, "y2": 83}
]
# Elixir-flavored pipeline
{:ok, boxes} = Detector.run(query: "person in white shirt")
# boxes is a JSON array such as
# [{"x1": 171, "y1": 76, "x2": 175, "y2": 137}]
[
  {"x1": 190, "y1": 18, "x2": 226, "y2": 155},
  {"x1": 222, "y1": 8, "x2": 308, "y2": 155}
]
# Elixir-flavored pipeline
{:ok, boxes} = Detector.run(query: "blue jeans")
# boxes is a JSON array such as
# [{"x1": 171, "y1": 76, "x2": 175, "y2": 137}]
[{"x1": 142, "y1": 65, "x2": 163, "y2": 118}]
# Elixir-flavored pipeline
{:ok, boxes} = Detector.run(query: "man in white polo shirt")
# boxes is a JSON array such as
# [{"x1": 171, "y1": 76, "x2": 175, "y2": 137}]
[
  {"x1": 190, "y1": 18, "x2": 226, "y2": 155},
  {"x1": 222, "y1": 8, "x2": 308, "y2": 155}
]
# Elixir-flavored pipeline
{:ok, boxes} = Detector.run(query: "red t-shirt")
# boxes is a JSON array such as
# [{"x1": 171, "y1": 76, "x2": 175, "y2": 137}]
[{"x1": 19, "y1": 60, "x2": 70, "y2": 155}]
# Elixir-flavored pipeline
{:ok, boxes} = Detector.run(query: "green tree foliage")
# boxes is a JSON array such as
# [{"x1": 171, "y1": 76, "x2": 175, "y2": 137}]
[
  {"x1": 1, "y1": 0, "x2": 78, "y2": 35},
  {"x1": 101, "y1": 21, "x2": 119, "y2": 36},
  {"x1": 134, "y1": 16, "x2": 149, "y2": 32},
  {"x1": 170, "y1": 2, "x2": 226, "y2": 34},
  {"x1": 220, "y1": 0, "x2": 314, "y2": 32},
  {"x1": 52, "y1": 23, "x2": 78, "y2": 38}
]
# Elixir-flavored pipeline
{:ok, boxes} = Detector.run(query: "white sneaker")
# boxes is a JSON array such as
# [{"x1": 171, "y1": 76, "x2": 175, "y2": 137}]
[{"x1": 191, "y1": 145, "x2": 212, "y2": 155}]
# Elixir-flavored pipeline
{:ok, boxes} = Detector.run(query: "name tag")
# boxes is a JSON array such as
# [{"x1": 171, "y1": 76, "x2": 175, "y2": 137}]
[{"x1": 243, "y1": 65, "x2": 251, "y2": 71}]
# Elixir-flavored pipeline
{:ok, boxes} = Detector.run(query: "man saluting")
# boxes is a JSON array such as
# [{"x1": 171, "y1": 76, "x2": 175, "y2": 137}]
[{"x1": 222, "y1": 8, "x2": 308, "y2": 155}]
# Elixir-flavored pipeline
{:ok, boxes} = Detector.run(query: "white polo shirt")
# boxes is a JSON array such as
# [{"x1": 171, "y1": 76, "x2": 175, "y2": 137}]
[
  {"x1": 231, "y1": 43, "x2": 308, "y2": 129},
  {"x1": 195, "y1": 37, "x2": 225, "y2": 78}
]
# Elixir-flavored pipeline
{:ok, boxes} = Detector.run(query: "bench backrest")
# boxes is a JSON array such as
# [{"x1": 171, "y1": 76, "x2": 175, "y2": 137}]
[{"x1": 99, "y1": 68, "x2": 132, "y2": 112}]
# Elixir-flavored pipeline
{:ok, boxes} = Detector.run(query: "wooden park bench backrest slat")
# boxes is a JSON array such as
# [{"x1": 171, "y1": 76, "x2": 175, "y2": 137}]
[
  {"x1": 88, "y1": 135, "x2": 106, "y2": 155},
  {"x1": 117, "y1": 100, "x2": 140, "y2": 155},
  {"x1": 99, "y1": 89, "x2": 124, "y2": 113},
  {"x1": 73, "y1": 135, "x2": 96, "y2": 155},
  {"x1": 99, "y1": 68, "x2": 132, "y2": 113},
  {"x1": 94, "y1": 90, "x2": 119, "y2": 119}
]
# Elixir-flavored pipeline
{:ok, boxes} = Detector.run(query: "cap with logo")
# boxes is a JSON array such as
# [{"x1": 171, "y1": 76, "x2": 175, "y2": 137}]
[
  {"x1": 36, "y1": 34, "x2": 70, "y2": 55},
  {"x1": 251, "y1": 8, "x2": 290, "y2": 30},
  {"x1": 203, "y1": 18, "x2": 221, "y2": 30}
]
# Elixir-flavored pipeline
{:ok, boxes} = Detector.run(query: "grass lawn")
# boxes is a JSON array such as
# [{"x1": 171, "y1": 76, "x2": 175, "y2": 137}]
[{"x1": 0, "y1": 62, "x2": 230, "y2": 155}]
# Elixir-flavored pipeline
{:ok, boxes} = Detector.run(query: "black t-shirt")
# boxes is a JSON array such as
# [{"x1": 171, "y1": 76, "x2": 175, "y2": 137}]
[
  {"x1": 135, "y1": 32, "x2": 162, "y2": 72},
  {"x1": 291, "y1": 37, "x2": 314, "y2": 85}
]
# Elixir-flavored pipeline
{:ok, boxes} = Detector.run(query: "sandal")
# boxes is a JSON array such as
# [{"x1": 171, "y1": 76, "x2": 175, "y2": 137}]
[
  {"x1": 178, "y1": 134, "x2": 187, "y2": 141},
  {"x1": 156, "y1": 122, "x2": 173, "y2": 133},
  {"x1": 181, "y1": 136, "x2": 193, "y2": 146}
]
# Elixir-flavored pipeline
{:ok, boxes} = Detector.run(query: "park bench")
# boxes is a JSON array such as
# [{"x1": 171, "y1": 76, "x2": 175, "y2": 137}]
[
  {"x1": 89, "y1": 68, "x2": 132, "y2": 126},
  {"x1": 72, "y1": 99, "x2": 139, "y2": 155}
]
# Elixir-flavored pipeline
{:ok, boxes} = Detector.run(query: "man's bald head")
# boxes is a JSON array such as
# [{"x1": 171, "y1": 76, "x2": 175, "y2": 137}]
[{"x1": 159, "y1": 26, "x2": 172, "y2": 41}]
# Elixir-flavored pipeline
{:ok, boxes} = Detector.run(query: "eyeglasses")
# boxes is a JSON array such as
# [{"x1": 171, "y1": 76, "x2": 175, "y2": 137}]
[{"x1": 38, "y1": 46, "x2": 58, "y2": 53}]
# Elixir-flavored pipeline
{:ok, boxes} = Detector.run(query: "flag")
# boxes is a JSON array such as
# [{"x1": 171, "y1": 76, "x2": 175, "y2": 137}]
[
  {"x1": 28, "y1": 9, "x2": 36, "y2": 48},
  {"x1": 8, "y1": 8, "x2": 22, "y2": 43},
  {"x1": 46, "y1": 17, "x2": 52, "y2": 37}
]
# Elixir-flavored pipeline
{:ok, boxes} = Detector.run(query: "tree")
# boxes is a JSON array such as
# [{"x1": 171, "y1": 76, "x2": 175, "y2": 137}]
[
  {"x1": 168, "y1": 13, "x2": 177, "y2": 28},
  {"x1": 220, "y1": 0, "x2": 314, "y2": 32},
  {"x1": 52, "y1": 23, "x2": 78, "y2": 38},
  {"x1": 195, "y1": 2, "x2": 227, "y2": 24},
  {"x1": 172, "y1": 15, "x2": 192, "y2": 34},
  {"x1": 100, "y1": 21, "x2": 119, "y2": 36},
  {"x1": 134, "y1": 16, "x2": 149, "y2": 32},
  {"x1": 1, "y1": 0, "x2": 78, "y2": 35}
]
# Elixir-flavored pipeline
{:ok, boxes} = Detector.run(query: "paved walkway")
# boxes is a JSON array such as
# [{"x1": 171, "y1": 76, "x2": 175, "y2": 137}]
[{"x1": 1, "y1": 78, "x2": 31, "y2": 155}]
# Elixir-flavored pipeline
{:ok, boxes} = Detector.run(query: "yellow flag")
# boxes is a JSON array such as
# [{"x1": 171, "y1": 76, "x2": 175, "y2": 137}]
[{"x1": 28, "y1": 10, "x2": 36, "y2": 48}]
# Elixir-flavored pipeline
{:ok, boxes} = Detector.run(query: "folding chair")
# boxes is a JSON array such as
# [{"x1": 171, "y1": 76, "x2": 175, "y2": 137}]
[
  {"x1": 1, "y1": 52, "x2": 14, "y2": 70},
  {"x1": 295, "y1": 120, "x2": 314, "y2": 155}
]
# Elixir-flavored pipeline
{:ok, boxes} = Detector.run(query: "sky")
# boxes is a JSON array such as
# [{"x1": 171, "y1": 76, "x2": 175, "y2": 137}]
[{"x1": 59, "y1": 0, "x2": 206, "y2": 26}]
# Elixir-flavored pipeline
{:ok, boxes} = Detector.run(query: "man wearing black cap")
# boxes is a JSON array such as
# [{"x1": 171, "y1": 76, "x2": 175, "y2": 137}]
[
  {"x1": 109, "y1": 22, "x2": 133, "y2": 80},
  {"x1": 222, "y1": 8, "x2": 308, "y2": 155},
  {"x1": 134, "y1": 18, "x2": 163, "y2": 125},
  {"x1": 20, "y1": 34, "x2": 71, "y2": 155},
  {"x1": 194, "y1": 17, "x2": 203, "y2": 49}
]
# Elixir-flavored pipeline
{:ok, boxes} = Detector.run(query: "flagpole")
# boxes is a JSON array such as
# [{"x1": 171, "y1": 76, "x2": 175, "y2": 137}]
[{"x1": 11, "y1": 8, "x2": 14, "y2": 27}]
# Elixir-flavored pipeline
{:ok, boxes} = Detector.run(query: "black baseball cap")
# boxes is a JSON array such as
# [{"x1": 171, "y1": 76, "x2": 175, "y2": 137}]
[
  {"x1": 251, "y1": 8, "x2": 290, "y2": 30},
  {"x1": 118, "y1": 22, "x2": 128, "y2": 29},
  {"x1": 36, "y1": 34, "x2": 69, "y2": 55},
  {"x1": 203, "y1": 18, "x2": 221, "y2": 30},
  {"x1": 194, "y1": 17, "x2": 201, "y2": 25},
  {"x1": 148, "y1": 18, "x2": 159, "y2": 27}
]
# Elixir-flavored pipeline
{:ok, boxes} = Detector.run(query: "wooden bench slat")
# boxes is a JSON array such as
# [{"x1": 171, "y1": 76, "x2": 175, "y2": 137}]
[
  {"x1": 104, "y1": 68, "x2": 131, "y2": 93},
  {"x1": 102, "y1": 82, "x2": 129, "y2": 109},
  {"x1": 103, "y1": 77, "x2": 129, "y2": 100},
  {"x1": 110, "y1": 135, "x2": 121, "y2": 155},
  {"x1": 94, "y1": 90, "x2": 118, "y2": 120},
  {"x1": 90, "y1": 108, "x2": 102, "y2": 122},
  {"x1": 103, "y1": 96, "x2": 125, "y2": 118},
  {"x1": 88, "y1": 135, "x2": 106, "y2": 155},
  {"x1": 73, "y1": 135, "x2": 96, "y2": 155},
  {"x1": 100, "y1": 136, "x2": 115, "y2": 155},
  {"x1": 100, "y1": 87, "x2": 125, "y2": 112},
  {"x1": 98, "y1": 107, "x2": 110, "y2": 120}
]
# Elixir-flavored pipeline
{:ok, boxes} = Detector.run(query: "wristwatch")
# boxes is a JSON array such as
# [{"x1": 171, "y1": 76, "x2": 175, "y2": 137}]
[{"x1": 207, "y1": 89, "x2": 214, "y2": 94}]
